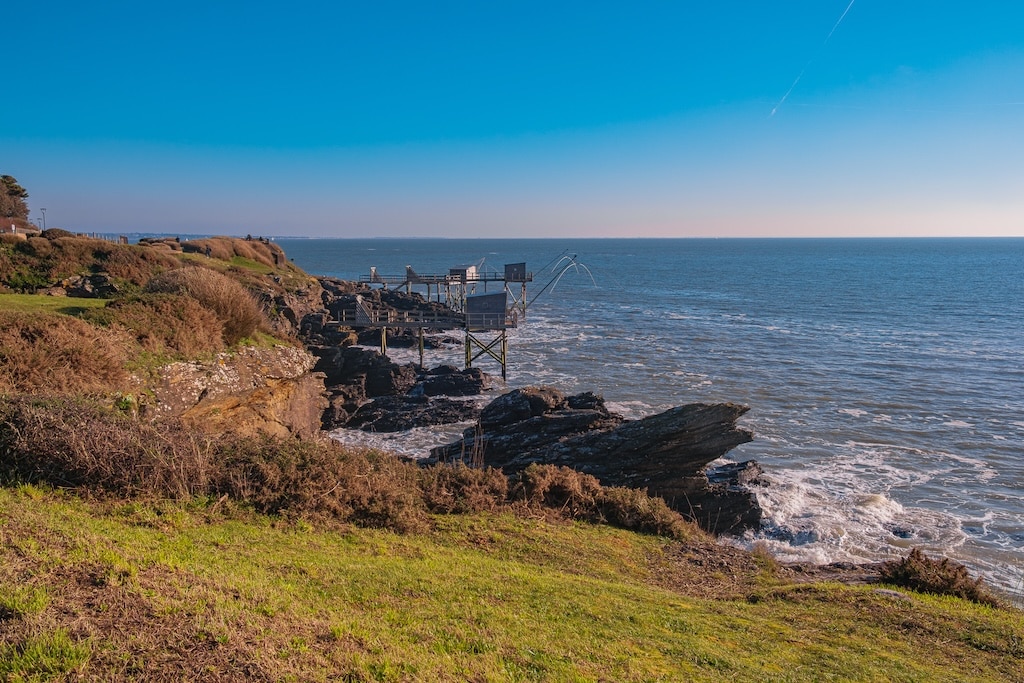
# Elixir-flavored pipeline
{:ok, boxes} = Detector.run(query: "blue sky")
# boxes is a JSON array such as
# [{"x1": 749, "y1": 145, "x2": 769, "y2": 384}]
[{"x1": 4, "y1": 1, "x2": 1023, "y2": 237}]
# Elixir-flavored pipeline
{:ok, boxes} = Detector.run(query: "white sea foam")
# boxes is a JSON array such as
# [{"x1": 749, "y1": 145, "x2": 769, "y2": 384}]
[{"x1": 330, "y1": 423, "x2": 468, "y2": 459}]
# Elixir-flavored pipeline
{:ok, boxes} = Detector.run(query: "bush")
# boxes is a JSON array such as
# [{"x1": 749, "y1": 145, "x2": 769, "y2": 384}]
[
  {"x1": 145, "y1": 266, "x2": 267, "y2": 345},
  {"x1": 0, "y1": 312, "x2": 132, "y2": 394},
  {"x1": 84, "y1": 293, "x2": 224, "y2": 357},
  {"x1": 0, "y1": 397, "x2": 700, "y2": 541},
  {"x1": 215, "y1": 436, "x2": 430, "y2": 532},
  {"x1": 881, "y1": 548, "x2": 1000, "y2": 606},
  {"x1": 509, "y1": 464, "x2": 698, "y2": 540},
  {"x1": 0, "y1": 397, "x2": 214, "y2": 497},
  {"x1": 183, "y1": 236, "x2": 282, "y2": 268},
  {"x1": 97, "y1": 244, "x2": 180, "y2": 285},
  {"x1": 511, "y1": 463, "x2": 604, "y2": 516},
  {"x1": 419, "y1": 464, "x2": 509, "y2": 514}
]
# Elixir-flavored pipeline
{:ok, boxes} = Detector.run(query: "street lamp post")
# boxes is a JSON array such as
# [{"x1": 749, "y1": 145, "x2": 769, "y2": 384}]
[{"x1": 40, "y1": 208, "x2": 46, "y2": 230}]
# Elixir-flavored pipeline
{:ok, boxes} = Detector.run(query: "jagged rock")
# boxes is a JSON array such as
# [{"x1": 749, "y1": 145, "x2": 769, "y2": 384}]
[
  {"x1": 63, "y1": 273, "x2": 119, "y2": 298},
  {"x1": 346, "y1": 395, "x2": 481, "y2": 432},
  {"x1": 322, "y1": 384, "x2": 370, "y2": 430},
  {"x1": 478, "y1": 385, "x2": 572, "y2": 427},
  {"x1": 417, "y1": 365, "x2": 488, "y2": 397},
  {"x1": 140, "y1": 345, "x2": 327, "y2": 439},
  {"x1": 310, "y1": 345, "x2": 417, "y2": 397},
  {"x1": 431, "y1": 387, "x2": 762, "y2": 535}
]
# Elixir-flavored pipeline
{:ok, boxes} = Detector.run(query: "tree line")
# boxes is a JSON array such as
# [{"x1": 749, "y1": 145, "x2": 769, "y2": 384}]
[{"x1": 1, "y1": 175, "x2": 30, "y2": 221}]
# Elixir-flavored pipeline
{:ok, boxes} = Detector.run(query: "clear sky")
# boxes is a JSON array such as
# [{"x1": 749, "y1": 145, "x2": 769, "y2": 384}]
[{"x1": 4, "y1": 1, "x2": 1023, "y2": 238}]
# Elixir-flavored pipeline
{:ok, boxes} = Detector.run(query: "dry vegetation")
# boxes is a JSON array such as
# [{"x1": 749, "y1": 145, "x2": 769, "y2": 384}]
[
  {"x1": 83, "y1": 293, "x2": 226, "y2": 357},
  {"x1": 144, "y1": 266, "x2": 268, "y2": 345},
  {"x1": 0, "y1": 311, "x2": 133, "y2": 394},
  {"x1": 880, "y1": 547, "x2": 1000, "y2": 606},
  {"x1": 0, "y1": 232, "x2": 181, "y2": 292},
  {"x1": 0, "y1": 396, "x2": 700, "y2": 542}
]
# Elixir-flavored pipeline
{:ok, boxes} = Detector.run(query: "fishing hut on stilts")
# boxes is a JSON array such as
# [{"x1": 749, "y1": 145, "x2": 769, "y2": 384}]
[{"x1": 344, "y1": 259, "x2": 535, "y2": 379}]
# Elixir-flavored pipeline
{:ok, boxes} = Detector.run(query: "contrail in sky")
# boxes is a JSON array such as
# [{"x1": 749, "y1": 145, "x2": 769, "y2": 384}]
[{"x1": 771, "y1": 0, "x2": 857, "y2": 117}]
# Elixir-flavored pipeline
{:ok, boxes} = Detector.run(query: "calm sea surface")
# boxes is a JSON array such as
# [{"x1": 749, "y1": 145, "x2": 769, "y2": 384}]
[{"x1": 278, "y1": 237, "x2": 1024, "y2": 592}]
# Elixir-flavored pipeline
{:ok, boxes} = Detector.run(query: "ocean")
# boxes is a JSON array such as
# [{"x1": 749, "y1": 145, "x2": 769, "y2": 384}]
[{"x1": 277, "y1": 237, "x2": 1024, "y2": 593}]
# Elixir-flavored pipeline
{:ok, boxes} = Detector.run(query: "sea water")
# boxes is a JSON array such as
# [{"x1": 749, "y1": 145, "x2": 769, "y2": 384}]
[{"x1": 278, "y1": 237, "x2": 1024, "y2": 593}]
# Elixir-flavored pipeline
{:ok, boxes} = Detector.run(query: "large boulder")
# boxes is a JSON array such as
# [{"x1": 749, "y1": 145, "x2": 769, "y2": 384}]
[
  {"x1": 140, "y1": 345, "x2": 327, "y2": 439},
  {"x1": 310, "y1": 345, "x2": 417, "y2": 397},
  {"x1": 431, "y1": 387, "x2": 763, "y2": 535},
  {"x1": 417, "y1": 365, "x2": 489, "y2": 397}
]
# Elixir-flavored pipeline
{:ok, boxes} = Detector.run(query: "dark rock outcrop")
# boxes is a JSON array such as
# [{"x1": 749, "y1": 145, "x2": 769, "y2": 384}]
[
  {"x1": 416, "y1": 365, "x2": 488, "y2": 397},
  {"x1": 313, "y1": 346, "x2": 491, "y2": 431},
  {"x1": 346, "y1": 395, "x2": 482, "y2": 432},
  {"x1": 431, "y1": 386, "x2": 763, "y2": 535}
]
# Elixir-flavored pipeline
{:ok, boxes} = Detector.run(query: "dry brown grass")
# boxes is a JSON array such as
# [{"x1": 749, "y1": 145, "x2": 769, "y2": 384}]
[
  {"x1": 881, "y1": 548, "x2": 1000, "y2": 606},
  {"x1": 0, "y1": 397, "x2": 214, "y2": 497},
  {"x1": 0, "y1": 312, "x2": 133, "y2": 394},
  {"x1": 83, "y1": 293, "x2": 225, "y2": 357},
  {"x1": 215, "y1": 435, "x2": 431, "y2": 533},
  {"x1": 182, "y1": 236, "x2": 284, "y2": 268},
  {"x1": 419, "y1": 463, "x2": 510, "y2": 514},
  {"x1": 145, "y1": 266, "x2": 267, "y2": 345},
  {"x1": 509, "y1": 464, "x2": 697, "y2": 540},
  {"x1": 0, "y1": 397, "x2": 702, "y2": 541}
]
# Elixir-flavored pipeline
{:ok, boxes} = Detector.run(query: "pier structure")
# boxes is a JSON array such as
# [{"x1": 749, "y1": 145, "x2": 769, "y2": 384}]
[
  {"x1": 342, "y1": 261, "x2": 532, "y2": 378},
  {"x1": 359, "y1": 262, "x2": 533, "y2": 318}
]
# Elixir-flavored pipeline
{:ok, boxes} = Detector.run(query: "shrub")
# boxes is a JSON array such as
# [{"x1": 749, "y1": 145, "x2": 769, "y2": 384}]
[
  {"x1": 0, "y1": 311, "x2": 132, "y2": 394},
  {"x1": 509, "y1": 464, "x2": 698, "y2": 540},
  {"x1": 0, "y1": 398, "x2": 700, "y2": 541},
  {"x1": 215, "y1": 436, "x2": 430, "y2": 533},
  {"x1": 510, "y1": 463, "x2": 603, "y2": 516},
  {"x1": 597, "y1": 486, "x2": 699, "y2": 540},
  {"x1": 84, "y1": 293, "x2": 224, "y2": 357},
  {"x1": 145, "y1": 266, "x2": 267, "y2": 345},
  {"x1": 881, "y1": 548, "x2": 1000, "y2": 606},
  {"x1": 183, "y1": 237, "x2": 281, "y2": 268},
  {"x1": 96, "y1": 244, "x2": 180, "y2": 285},
  {"x1": 21, "y1": 237, "x2": 52, "y2": 258},
  {"x1": 419, "y1": 463, "x2": 509, "y2": 514},
  {"x1": 0, "y1": 397, "x2": 215, "y2": 497},
  {"x1": 41, "y1": 228, "x2": 74, "y2": 240}
]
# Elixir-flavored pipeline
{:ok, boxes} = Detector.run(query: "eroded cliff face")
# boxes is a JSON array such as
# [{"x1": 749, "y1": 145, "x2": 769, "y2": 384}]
[{"x1": 140, "y1": 346, "x2": 327, "y2": 439}]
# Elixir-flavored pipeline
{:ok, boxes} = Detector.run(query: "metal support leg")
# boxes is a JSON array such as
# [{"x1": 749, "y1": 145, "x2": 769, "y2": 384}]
[{"x1": 419, "y1": 327, "x2": 425, "y2": 368}]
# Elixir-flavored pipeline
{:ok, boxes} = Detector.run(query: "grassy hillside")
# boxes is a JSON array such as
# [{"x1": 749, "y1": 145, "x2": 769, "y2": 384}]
[
  {"x1": 1, "y1": 487, "x2": 1021, "y2": 682},
  {"x1": 1, "y1": 234, "x2": 1020, "y2": 681}
]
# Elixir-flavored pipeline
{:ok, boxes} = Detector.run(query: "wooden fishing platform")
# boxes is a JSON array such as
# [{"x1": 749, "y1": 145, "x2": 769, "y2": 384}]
[{"x1": 339, "y1": 262, "x2": 534, "y2": 379}]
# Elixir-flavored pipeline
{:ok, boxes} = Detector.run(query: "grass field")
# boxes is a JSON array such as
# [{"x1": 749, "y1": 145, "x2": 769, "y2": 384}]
[
  {"x1": 0, "y1": 293, "x2": 108, "y2": 315},
  {"x1": 1, "y1": 486, "x2": 1021, "y2": 682}
]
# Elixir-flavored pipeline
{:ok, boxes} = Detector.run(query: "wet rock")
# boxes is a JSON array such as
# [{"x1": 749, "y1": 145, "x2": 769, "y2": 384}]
[{"x1": 347, "y1": 395, "x2": 481, "y2": 432}]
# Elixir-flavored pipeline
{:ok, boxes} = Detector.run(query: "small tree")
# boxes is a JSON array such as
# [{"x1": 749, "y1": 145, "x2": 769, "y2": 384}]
[{"x1": 0, "y1": 175, "x2": 30, "y2": 220}]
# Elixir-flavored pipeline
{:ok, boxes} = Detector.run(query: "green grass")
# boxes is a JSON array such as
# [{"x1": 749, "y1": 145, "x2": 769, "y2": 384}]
[
  {"x1": 0, "y1": 293, "x2": 108, "y2": 316},
  {"x1": 0, "y1": 628, "x2": 90, "y2": 681},
  {"x1": 1, "y1": 486, "x2": 1021, "y2": 682}
]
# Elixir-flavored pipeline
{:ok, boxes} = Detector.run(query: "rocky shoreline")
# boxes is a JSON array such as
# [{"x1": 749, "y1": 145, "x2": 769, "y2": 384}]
[{"x1": 261, "y1": 274, "x2": 768, "y2": 537}]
